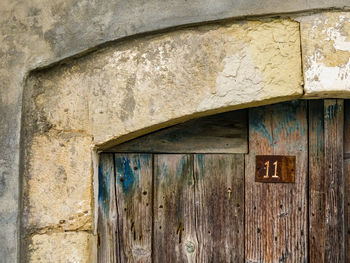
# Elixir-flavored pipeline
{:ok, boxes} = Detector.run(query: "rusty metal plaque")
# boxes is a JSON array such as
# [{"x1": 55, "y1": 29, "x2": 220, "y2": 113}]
[{"x1": 255, "y1": 155, "x2": 295, "y2": 183}]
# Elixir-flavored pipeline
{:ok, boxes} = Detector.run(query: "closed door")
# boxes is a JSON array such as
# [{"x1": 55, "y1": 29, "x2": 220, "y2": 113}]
[{"x1": 98, "y1": 100, "x2": 348, "y2": 262}]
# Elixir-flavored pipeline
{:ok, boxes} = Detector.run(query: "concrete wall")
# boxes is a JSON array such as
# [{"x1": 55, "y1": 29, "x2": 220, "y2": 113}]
[{"x1": 1, "y1": 0, "x2": 350, "y2": 262}]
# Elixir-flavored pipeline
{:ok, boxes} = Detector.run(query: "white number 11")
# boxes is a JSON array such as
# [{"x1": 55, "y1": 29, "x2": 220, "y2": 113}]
[{"x1": 263, "y1": 161, "x2": 279, "y2": 179}]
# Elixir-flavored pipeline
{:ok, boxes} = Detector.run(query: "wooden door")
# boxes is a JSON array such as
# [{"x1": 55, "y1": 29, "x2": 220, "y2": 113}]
[
  {"x1": 98, "y1": 100, "x2": 349, "y2": 263},
  {"x1": 98, "y1": 153, "x2": 244, "y2": 263},
  {"x1": 245, "y1": 100, "x2": 308, "y2": 262}
]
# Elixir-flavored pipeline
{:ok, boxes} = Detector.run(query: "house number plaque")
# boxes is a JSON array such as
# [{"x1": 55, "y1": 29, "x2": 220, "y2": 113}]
[{"x1": 255, "y1": 155, "x2": 295, "y2": 183}]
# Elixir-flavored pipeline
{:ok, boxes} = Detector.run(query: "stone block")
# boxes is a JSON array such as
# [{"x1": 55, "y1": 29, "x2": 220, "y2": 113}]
[
  {"x1": 300, "y1": 12, "x2": 350, "y2": 97},
  {"x1": 32, "y1": 19, "x2": 303, "y2": 147},
  {"x1": 28, "y1": 232, "x2": 96, "y2": 263},
  {"x1": 23, "y1": 131, "x2": 93, "y2": 232}
]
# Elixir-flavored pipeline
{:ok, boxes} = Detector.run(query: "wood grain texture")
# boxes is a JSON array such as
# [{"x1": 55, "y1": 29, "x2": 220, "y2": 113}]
[
  {"x1": 324, "y1": 99, "x2": 345, "y2": 262},
  {"x1": 245, "y1": 100, "x2": 308, "y2": 263},
  {"x1": 107, "y1": 110, "x2": 248, "y2": 154},
  {"x1": 344, "y1": 159, "x2": 350, "y2": 263},
  {"x1": 153, "y1": 154, "x2": 197, "y2": 263},
  {"x1": 194, "y1": 154, "x2": 245, "y2": 262},
  {"x1": 344, "y1": 100, "x2": 350, "y2": 156},
  {"x1": 115, "y1": 154, "x2": 153, "y2": 262},
  {"x1": 344, "y1": 100, "x2": 350, "y2": 263},
  {"x1": 308, "y1": 100, "x2": 325, "y2": 263},
  {"x1": 97, "y1": 153, "x2": 118, "y2": 263}
]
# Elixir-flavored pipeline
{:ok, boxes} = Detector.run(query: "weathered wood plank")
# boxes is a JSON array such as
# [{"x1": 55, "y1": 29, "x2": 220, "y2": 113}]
[
  {"x1": 153, "y1": 154, "x2": 196, "y2": 262},
  {"x1": 344, "y1": 100, "x2": 350, "y2": 263},
  {"x1": 115, "y1": 154, "x2": 153, "y2": 262},
  {"x1": 245, "y1": 100, "x2": 308, "y2": 263},
  {"x1": 324, "y1": 99, "x2": 345, "y2": 262},
  {"x1": 97, "y1": 153, "x2": 118, "y2": 263},
  {"x1": 308, "y1": 100, "x2": 326, "y2": 263},
  {"x1": 344, "y1": 159, "x2": 350, "y2": 263},
  {"x1": 344, "y1": 158, "x2": 350, "y2": 263},
  {"x1": 107, "y1": 110, "x2": 248, "y2": 153},
  {"x1": 309, "y1": 99, "x2": 346, "y2": 262},
  {"x1": 194, "y1": 154, "x2": 244, "y2": 262}
]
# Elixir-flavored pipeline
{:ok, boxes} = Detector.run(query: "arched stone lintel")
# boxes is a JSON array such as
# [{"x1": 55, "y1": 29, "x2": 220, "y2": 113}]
[
  {"x1": 21, "y1": 11, "x2": 350, "y2": 261},
  {"x1": 96, "y1": 94, "x2": 302, "y2": 151},
  {"x1": 21, "y1": 17, "x2": 302, "y2": 239}
]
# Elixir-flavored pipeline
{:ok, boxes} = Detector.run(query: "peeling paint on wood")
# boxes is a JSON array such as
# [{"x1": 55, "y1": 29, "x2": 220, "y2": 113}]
[
  {"x1": 97, "y1": 153, "x2": 118, "y2": 262},
  {"x1": 115, "y1": 154, "x2": 152, "y2": 262},
  {"x1": 97, "y1": 99, "x2": 350, "y2": 263},
  {"x1": 245, "y1": 100, "x2": 308, "y2": 262}
]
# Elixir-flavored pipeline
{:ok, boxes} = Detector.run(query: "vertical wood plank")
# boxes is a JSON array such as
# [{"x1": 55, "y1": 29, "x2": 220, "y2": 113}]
[
  {"x1": 308, "y1": 100, "x2": 325, "y2": 262},
  {"x1": 153, "y1": 154, "x2": 196, "y2": 263},
  {"x1": 324, "y1": 99, "x2": 345, "y2": 262},
  {"x1": 98, "y1": 153, "x2": 118, "y2": 263},
  {"x1": 344, "y1": 158, "x2": 350, "y2": 263},
  {"x1": 194, "y1": 154, "x2": 245, "y2": 262},
  {"x1": 344, "y1": 100, "x2": 350, "y2": 263},
  {"x1": 115, "y1": 154, "x2": 152, "y2": 263},
  {"x1": 309, "y1": 99, "x2": 346, "y2": 263},
  {"x1": 245, "y1": 100, "x2": 308, "y2": 263}
]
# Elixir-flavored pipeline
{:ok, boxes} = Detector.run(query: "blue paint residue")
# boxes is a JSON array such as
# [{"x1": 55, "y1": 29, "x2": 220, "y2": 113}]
[
  {"x1": 98, "y1": 161, "x2": 111, "y2": 215},
  {"x1": 160, "y1": 161, "x2": 167, "y2": 175},
  {"x1": 249, "y1": 109, "x2": 274, "y2": 145},
  {"x1": 250, "y1": 101, "x2": 306, "y2": 147},
  {"x1": 197, "y1": 154, "x2": 204, "y2": 169},
  {"x1": 176, "y1": 156, "x2": 187, "y2": 178},
  {"x1": 326, "y1": 104, "x2": 339, "y2": 120},
  {"x1": 196, "y1": 154, "x2": 205, "y2": 178},
  {"x1": 274, "y1": 104, "x2": 297, "y2": 137},
  {"x1": 274, "y1": 101, "x2": 306, "y2": 142},
  {"x1": 115, "y1": 156, "x2": 137, "y2": 195}
]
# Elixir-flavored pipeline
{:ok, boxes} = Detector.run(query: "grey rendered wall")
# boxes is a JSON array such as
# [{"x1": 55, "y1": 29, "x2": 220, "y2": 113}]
[{"x1": 0, "y1": 0, "x2": 349, "y2": 262}]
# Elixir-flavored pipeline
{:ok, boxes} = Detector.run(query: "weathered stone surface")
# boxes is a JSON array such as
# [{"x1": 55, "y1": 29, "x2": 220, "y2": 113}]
[
  {"x1": 31, "y1": 19, "x2": 303, "y2": 149},
  {"x1": 0, "y1": 0, "x2": 348, "y2": 261},
  {"x1": 22, "y1": 131, "x2": 93, "y2": 232},
  {"x1": 20, "y1": 21, "x2": 302, "y2": 262},
  {"x1": 301, "y1": 12, "x2": 350, "y2": 97},
  {"x1": 21, "y1": 21, "x2": 302, "y2": 260},
  {"x1": 28, "y1": 232, "x2": 96, "y2": 263}
]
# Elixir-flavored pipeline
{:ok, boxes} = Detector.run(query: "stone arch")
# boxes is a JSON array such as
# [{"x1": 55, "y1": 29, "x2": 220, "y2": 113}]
[
  {"x1": 0, "y1": 0, "x2": 348, "y2": 259},
  {"x1": 21, "y1": 16, "x2": 303, "y2": 261}
]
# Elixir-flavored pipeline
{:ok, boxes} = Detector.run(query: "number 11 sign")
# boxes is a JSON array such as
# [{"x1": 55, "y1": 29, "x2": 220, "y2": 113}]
[{"x1": 255, "y1": 155, "x2": 295, "y2": 183}]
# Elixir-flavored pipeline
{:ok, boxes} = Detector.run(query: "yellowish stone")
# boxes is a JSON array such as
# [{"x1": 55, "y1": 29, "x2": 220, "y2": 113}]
[
  {"x1": 29, "y1": 232, "x2": 96, "y2": 263},
  {"x1": 300, "y1": 12, "x2": 350, "y2": 97},
  {"x1": 24, "y1": 131, "x2": 93, "y2": 232}
]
